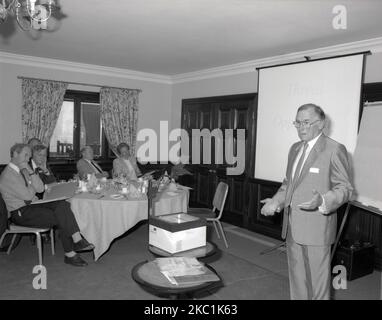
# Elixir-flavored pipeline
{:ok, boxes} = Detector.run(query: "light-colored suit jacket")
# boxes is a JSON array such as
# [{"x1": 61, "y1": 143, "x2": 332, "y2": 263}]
[
  {"x1": 272, "y1": 134, "x2": 353, "y2": 245},
  {"x1": 112, "y1": 157, "x2": 141, "y2": 180},
  {"x1": 76, "y1": 158, "x2": 107, "y2": 179},
  {"x1": 0, "y1": 165, "x2": 44, "y2": 215}
]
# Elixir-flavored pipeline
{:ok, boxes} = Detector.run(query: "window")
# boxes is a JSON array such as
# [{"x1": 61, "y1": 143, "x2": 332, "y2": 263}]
[{"x1": 49, "y1": 90, "x2": 111, "y2": 159}]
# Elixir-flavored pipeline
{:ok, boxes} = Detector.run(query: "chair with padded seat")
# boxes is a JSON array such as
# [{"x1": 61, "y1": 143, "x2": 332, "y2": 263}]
[
  {"x1": 187, "y1": 182, "x2": 229, "y2": 248},
  {"x1": 0, "y1": 193, "x2": 55, "y2": 266}
]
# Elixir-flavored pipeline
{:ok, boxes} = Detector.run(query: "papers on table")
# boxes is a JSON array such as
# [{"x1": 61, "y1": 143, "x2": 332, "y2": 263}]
[
  {"x1": 155, "y1": 257, "x2": 219, "y2": 285},
  {"x1": 140, "y1": 170, "x2": 156, "y2": 178},
  {"x1": 110, "y1": 194, "x2": 124, "y2": 200},
  {"x1": 157, "y1": 213, "x2": 199, "y2": 224},
  {"x1": 176, "y1": 185, "x2": 193, "y2": 191},
  {"x1": 32, "y1": 196, "x2": 68, "y2": 205},
  {"x1": 43, "y1": 181, "x2": 77, "y2": 200}
]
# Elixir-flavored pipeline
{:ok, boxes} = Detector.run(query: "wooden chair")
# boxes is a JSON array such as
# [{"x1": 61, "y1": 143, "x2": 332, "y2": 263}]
[{"x1": 188, "y1": 182, "x2": 229, "y2": 248}]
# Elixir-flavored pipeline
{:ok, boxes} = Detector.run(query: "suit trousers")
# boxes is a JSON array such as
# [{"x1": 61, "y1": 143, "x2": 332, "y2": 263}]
[
  {"x1": 286, "y1": 225, "x2": 331, "y2": 300},
  {"x1": 10, "y1": 200, "x2": 80, "y2": 253}
]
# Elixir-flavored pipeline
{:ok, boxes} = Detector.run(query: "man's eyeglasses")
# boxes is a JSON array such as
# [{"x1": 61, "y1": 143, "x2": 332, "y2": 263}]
[{"x1": 293, "y1": 119, "x2": 321, "y2": 128}]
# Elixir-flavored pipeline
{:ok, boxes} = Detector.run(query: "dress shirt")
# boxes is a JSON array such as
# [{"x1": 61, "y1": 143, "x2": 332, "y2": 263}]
[
  {"x1": 291, "y1": 133, "x2": 322, "y2": 179},
  {"x1": 290, "y1": 133, "x2": 327, "y2": 213},
  {"x1": 9, "y1": 162, "x2": 20, "y2": 174}
]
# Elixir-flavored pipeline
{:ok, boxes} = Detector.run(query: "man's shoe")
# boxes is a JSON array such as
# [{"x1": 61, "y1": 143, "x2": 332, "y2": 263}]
[
  {"x1": 73, "y1": 239, "x2": 95, "y2": 253},
  {"x1": 64, "y1": 254, "x2": 88, "y2": 267}
]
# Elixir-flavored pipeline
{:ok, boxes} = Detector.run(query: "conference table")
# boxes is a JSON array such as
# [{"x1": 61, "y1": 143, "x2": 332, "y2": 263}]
[{"x1": 68, "y1": 185, "x2": 189, "y2": 261}]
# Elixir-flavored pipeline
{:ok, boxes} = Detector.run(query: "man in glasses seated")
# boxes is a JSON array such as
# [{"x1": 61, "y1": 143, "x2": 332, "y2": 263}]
[{"x1": 77, "y1": 145, "x2": 109, "y2": 180}]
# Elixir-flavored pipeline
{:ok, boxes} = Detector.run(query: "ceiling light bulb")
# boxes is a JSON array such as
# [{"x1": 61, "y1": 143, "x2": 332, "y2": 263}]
[{"x1": 30, "y1": 0, "x2": 36, "y2": 13}]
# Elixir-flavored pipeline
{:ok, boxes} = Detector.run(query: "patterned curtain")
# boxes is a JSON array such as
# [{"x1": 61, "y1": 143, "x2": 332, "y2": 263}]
[
  {"x1": 21, "y1": 79, "x2": 68, "y2": 145},
  {"x1": 100, "y1": 87, "x2": 140, "y2": 156}
]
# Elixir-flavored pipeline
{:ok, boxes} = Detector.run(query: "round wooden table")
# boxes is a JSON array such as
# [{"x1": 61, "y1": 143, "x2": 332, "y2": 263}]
[{"x1": 131, "y1": 260, "x2": 223, "y2": 299}]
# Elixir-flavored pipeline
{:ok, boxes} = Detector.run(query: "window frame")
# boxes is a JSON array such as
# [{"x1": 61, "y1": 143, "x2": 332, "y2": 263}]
[{"x1": 49, "y1": 90, "x2": 112, "y2": 162}]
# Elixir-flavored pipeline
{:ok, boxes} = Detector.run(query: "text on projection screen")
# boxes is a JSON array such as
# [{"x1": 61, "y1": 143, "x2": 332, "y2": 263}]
[{"x1": 255, "y1": 54, "x2": 363, "y2": 183}]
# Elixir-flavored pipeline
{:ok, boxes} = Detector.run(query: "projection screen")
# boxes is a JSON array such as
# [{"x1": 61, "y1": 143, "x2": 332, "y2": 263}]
[{"x1": 255, "y1": 54, "x2": 365, "y2": 183}]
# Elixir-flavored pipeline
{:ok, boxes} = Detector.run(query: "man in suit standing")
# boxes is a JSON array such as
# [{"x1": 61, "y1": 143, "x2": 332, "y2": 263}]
[
  {"x1": 77, "y1": 146, "x2": 109, "y2": 180},
  {"x1": 260, "y1": 104, "x2": 353, "y2": 300}
]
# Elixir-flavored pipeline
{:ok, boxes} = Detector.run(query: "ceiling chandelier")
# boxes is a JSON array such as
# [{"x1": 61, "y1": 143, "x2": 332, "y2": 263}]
[{"x1": 0, "y1": 0, "x2": 57, "y2": 30}]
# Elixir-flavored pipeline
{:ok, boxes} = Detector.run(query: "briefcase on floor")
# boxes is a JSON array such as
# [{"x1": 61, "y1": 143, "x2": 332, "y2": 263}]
[
  {"x1": 149, "y1": 213, "x2": 206, "y2": 254},
  {"x1": 332, "y1": 241, "x2": 375, "y2": 281}
]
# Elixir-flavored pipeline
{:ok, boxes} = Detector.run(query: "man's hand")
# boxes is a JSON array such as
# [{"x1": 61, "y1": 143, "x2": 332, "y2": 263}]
[
  {"x1": 260, "y1": 198, "x2": 280, "y2": 216},
  {"x1": 297, "y1": 189, "x2": 323, "y2": 211}
]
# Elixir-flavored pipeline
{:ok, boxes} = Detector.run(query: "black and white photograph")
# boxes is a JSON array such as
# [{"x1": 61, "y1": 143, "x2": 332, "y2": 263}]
[{"x1": 0, "y1": 0, "x2": 382, "y2": 304}]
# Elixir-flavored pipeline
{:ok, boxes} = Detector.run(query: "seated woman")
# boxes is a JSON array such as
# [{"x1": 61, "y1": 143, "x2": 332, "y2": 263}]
[
  {"x1": 113, "y1": 143, "x2": 141, "y2": 180},
  {"x1": 77, "y1": 146, "x2": 109, "y2": 180}
]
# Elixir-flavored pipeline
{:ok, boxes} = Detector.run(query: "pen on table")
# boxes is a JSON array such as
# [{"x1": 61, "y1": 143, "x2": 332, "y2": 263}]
[{"x1": 97, "y1": 195, "x2": 105, "y2": 199}]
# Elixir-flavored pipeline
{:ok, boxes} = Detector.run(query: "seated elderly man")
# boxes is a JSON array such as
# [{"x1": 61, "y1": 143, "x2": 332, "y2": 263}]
[
  {"x1": 77, "y1": 146, "x2": 109, "y2": 180},
  {"x1": 0, "y1": 143, "x2": 94, "y2": 267}
]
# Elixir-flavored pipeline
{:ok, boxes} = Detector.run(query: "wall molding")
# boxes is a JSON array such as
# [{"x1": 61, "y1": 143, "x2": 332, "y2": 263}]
[
  {"x1": 1, "y1": 37, "x2": 382, "y2": 85},
  {"x1": 0, "y1": 51, "x2": 172, "y2": 84},
  {"x1": 171, "y1": 37, "x2": 382, "y2": 84}
]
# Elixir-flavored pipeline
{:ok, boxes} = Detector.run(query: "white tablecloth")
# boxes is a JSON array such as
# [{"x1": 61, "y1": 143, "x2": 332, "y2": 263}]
[{"x1": 69, "y1": 189, "x2": 189, "y2": 260}]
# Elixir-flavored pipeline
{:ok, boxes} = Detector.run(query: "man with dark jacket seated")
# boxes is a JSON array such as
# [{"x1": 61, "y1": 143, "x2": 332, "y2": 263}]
[
  {"x1": 30, "y1": 144, "x2": 57, "y2": 199},
  {"x1": 29, "y1": 144, "x2": 58, "y2": 244},
  {"x1": 0, "y1": 143, "x2": 94, "y2": 266}
]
